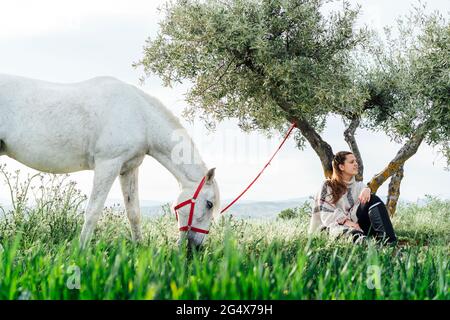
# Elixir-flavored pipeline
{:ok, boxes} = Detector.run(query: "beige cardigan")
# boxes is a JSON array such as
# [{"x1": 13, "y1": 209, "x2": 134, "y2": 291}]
[{"x1": 308, "y1": 177, "x2": 367, "y2": 238}]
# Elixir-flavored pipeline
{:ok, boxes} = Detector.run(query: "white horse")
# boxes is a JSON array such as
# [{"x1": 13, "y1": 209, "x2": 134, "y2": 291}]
[{"x1": 0, "y1": 73, "x2": 220, "y2": 248}]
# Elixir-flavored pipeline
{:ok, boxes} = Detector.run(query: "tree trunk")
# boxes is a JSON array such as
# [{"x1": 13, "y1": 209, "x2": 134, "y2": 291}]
[
  {"x1": 386, "y1": 164, "x2": 404, "y2": 216},
  {"x1": 344, "y1": 116, "x2": 364, "y2": 181},
  {"x1": 294, "y1": 116, "x2": 334, "y2": 178},
  {"x1": 367, "y1": 130, "x2": 425, "y2": 193},
  {"x1": 245, "y1": 60, "x2": 335, "y2": 179},
  {"x1": 271, "y1": 94, "x2": 335, "y2": 179}
]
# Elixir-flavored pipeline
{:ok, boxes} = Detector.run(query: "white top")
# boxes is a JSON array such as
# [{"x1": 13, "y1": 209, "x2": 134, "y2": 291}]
[{"x1": 308, "y1": 176, "x2": 367, "y2": 238}]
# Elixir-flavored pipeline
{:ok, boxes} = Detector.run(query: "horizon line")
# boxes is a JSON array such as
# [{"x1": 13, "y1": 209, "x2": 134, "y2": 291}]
[{"x1": 1, "y1": 194, "x2": 449, "y2": 206}]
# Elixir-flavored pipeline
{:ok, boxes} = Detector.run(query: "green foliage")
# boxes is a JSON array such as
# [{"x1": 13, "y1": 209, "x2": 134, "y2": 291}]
[
  {"x1": 0, "y1": 165, "x2": 86, "y2": 247},
  {"x1": 135, "y1": 0, "x2": 368, "y2": 141},
  {"x1": 278, "y1": 208, "x2": 297, "y2": 220},
  {"x1": 0, "y1": 168, "x2": 448, "y2": 299},
  {"x1": 277, "y1": 200, "x2": 312, "y2": 220},
  {"x1": 361, "y1": 5, "x2": 449, "y2": 163},
  {"x1": 393, "y1": 195, "x2": 450, "y2": 245},
  {"x1": 134, "y1": 0, "x2": 449, "y2": 173}
]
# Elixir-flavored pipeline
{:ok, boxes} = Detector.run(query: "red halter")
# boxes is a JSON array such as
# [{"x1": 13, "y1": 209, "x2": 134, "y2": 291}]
[
  {"x1": 173, "y1": 176, "x2": 209, "y2": 234},
  {"x1": 173, "y1": 122, "x2": 297, "y2": 234}
]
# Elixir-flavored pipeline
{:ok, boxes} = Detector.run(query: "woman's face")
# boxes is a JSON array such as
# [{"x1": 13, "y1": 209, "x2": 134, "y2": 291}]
[{"x1": 339, "y1": 153, "x2": 359, "y2": 177}]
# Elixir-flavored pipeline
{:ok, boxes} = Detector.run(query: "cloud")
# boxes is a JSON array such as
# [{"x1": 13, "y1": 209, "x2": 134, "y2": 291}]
[
  {"x1": 0, "y1": 0, "x2": 448, "y2": 202},
  {"x1": 0, "y1": 0, "x2": 165, "y2": 39}
]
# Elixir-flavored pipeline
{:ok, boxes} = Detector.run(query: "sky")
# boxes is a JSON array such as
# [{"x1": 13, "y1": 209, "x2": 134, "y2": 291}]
[{"x1": 0, "y1": 0, "x2": 449, "y2": 206}]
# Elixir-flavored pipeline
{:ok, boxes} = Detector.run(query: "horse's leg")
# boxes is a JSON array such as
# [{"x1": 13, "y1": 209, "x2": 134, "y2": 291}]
[
  {"x1": 80, "y1": 159, "x2": 122, "y2": 248},
  {"x1": 119, "y1": 167, "x2": 142, "y2": 242}
]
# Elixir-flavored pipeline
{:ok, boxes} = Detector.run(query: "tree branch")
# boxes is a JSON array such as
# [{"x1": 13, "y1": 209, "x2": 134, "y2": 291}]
[
  {"x1": 198, "y1": 57, "x2": 236, "y2": 95},
  {"x1": 368, "y1": 126, "x2": 426, "y2": 192},
  {"x1": 386, "y1": 164, "x2": 404, "y2": 216},
  {"x1": 274, "y1": 94, "x2": 334, "y2": 178},
  {"x1": 230, "y1": 45, "x2": 335, "y2": 177},
  {"x1": 294, "y1": 116, "x2": 334, "y2": 178},
  {"x1": 343, "y1": 116, "x2": 364, "y2": 181}
]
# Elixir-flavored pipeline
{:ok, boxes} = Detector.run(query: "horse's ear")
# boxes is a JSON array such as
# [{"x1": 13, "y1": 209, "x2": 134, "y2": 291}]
[{"x1": 205, "y1": 168, "x2": 216, "y2": 184}]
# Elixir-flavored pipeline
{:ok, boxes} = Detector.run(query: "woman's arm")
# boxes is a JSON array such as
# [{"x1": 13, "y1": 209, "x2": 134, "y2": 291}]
[
  {"x1": 342, "y1": 219, "x2": 363, "y2": 231},
  {"x1": 358, "y1": 187, "x2": 371, "y2": 204},
  {"x1": 313, "y1": 182, "x2": 349, "y2": 229}
]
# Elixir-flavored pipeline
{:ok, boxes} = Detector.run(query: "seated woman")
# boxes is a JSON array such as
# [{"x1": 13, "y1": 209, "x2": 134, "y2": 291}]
[{"x1": 308, "y1": 151, "x2": 397, "y2": 244}]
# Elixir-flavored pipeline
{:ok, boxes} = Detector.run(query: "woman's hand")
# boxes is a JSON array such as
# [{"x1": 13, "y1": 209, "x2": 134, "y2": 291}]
[
  {"x1": 344, "y1": 220, "x2": 363, "y2": 232},
  {"x1": 358, "y1": 187, "x2": 371, "y2": 204}
]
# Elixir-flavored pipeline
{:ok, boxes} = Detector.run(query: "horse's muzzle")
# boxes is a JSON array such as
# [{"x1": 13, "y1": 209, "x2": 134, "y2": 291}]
[
  {"x1": 177, "y1": 230, "x2": 206, "y2": 249},
  {"x1": 187, "y1": 230, "x2": 206, "y2": 248}
]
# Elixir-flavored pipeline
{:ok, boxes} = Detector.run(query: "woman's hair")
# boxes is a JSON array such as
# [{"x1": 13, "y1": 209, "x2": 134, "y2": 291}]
[{"x1": 327, "y1": 151, "x2": 353, "y2": 204}]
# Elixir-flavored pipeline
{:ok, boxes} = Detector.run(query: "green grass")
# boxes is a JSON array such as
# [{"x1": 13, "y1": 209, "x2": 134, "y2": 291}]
[{"x1": 0, "y1": 169, "x2": 448, "y2": 299}]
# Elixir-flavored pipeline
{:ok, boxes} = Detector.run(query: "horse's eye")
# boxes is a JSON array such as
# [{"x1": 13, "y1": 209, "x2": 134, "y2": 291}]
[{"x1": 206, "y1": 200, "x2": 213, "y2": 210}]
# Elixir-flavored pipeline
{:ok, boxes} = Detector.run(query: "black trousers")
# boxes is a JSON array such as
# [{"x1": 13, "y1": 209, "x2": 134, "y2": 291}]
[{"x1": 353, "y1": 194, "x2": 397, "y2": 244}]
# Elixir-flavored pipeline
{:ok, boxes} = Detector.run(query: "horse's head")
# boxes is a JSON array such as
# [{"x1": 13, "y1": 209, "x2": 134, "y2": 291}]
[{"x1": 174, "y1": 168, "x2": 220, "y2": 249}]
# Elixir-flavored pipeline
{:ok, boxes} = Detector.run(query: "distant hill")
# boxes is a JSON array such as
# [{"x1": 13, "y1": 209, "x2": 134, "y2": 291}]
[
  {"x1": 217, "y1": 197, "x2": 312, "y2": 219},
  {"x1": 0, "y1": 196, "x2": 443, "y2": 220},
  {"x1": 139, "y1": 197, "x2": 313, "y2": 219},
  {"x1": 0, "y1": 197, "x2": 313, "y2": 219}
]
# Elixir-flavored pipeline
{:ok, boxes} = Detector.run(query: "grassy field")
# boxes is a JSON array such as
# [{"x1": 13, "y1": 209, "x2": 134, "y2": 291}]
[{"x1": 0, "y1": 169, "x2": 448, "y2": 300}]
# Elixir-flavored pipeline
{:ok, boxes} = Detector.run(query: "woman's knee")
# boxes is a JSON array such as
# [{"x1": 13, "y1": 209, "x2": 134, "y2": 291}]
[
  {"x1": 358, "y1": 194, "x2": 382, "y2": 212},
  {"x1": 369, "y1": 194, "x2": 383, "y2": 206}
]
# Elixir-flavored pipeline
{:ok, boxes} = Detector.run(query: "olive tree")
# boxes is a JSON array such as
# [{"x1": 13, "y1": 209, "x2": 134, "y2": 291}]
[
  {"x1": 134, "y1": 0, "x2": 368, "y2": 178},
  {"x1": 360, "y1": 7, "x2": 450, "y2": 214},
  {"x1": 134, "y1": 0, "x2": 448, "y2": 215}
]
